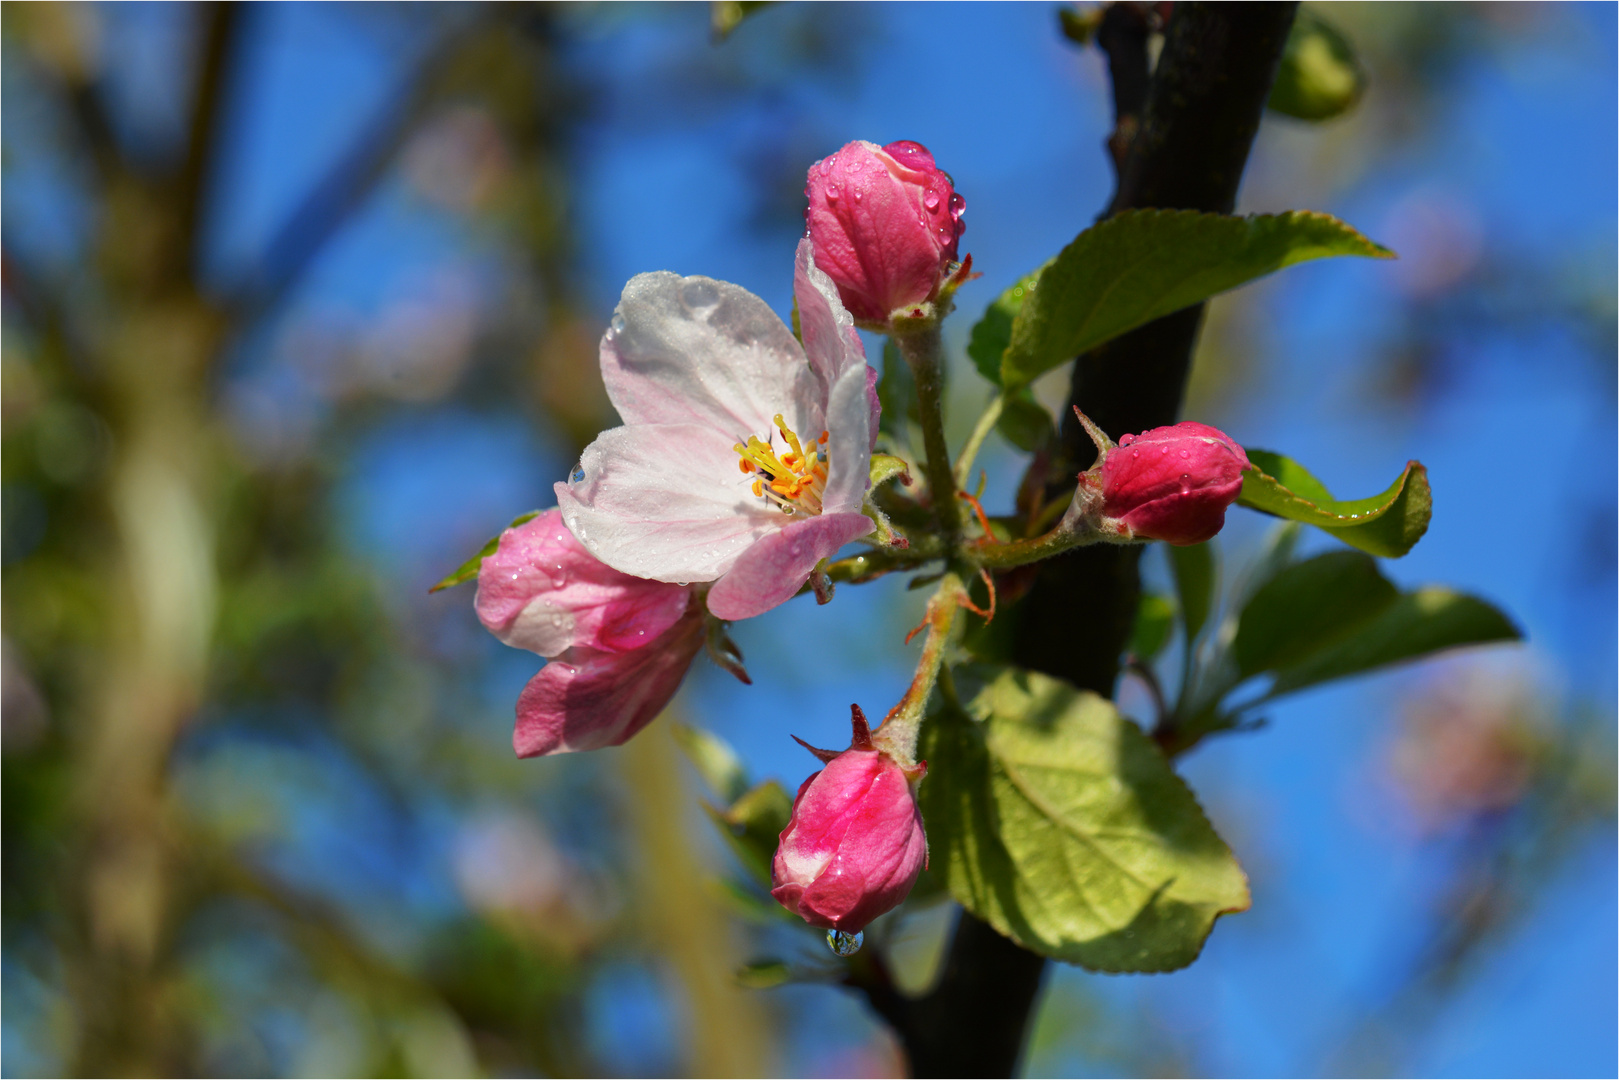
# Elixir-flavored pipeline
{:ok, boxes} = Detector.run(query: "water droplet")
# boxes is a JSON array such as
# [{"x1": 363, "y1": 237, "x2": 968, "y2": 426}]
[
  {"x1": 681, "y1": 279, "x2": 720, "y2": 312},
  {"x1": 570, "y1": 465, "x2": 586, "y2": 483},
  {"x1": 609, "y1": 312, "x2": 626, "y2": 335},
  {"x1": 1179, "y1": 449, "x2": 1189, "y2": 459},
  {"x1": 948, "y1": 192, "x2": 965, "y2": 215},
  {"x1": 781, "y1": 505, "x2": 796, "y2": 515},
  {"x1": 826, "y1": 929, "x2": 864, "y2": 956},
  {"x1": 676, "y1": 581, "x2": 690, "y2": 587},
  {"x1": 1119, "y1": 434, "x2": 1136, "y2": 446},
  {"x1": 852, "y1": 190, "x2": 862, "y2": 202},
  {"x1": 923, "y1": 188, "x2": 941, "y2": 211},
  {"x1": 826, "y1": 182, "x2": 840, "y2": 201}
]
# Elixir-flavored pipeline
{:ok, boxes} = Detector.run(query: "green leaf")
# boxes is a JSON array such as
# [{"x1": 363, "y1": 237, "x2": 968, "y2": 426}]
[
  {"x1": 1169, "y1": 542, "x2": 1215, "y2": 645},
  {"x1": 671, "y1": 723, "x2": 749, "y2": 804},
  {"x1": 1129, "y1": 593, "x2": 1176, "y2": 661},
  {"x1": 428, "y1": 510, "x2": 542, "y2": 592},
  {"x1": 1269, "y1": 588, "x2": 1521, "y2": 697},
  {"x1": 1233, "y1": 551, "x2": 1397, "y2": 678},
  {"x1": 877, "y1": 339, "x2": 920, "y2": 445},
  {"x1": 702, "y1": 780, "x2": 793, "y2": 889},
  {"x1": 1268, "y1": 9, "x2": 1366, "y2": 121},
  {"x1": 967, "y1": 270, "x2": 1045, "y2": 386},
  {"x1": 995, "y1": 389, "x2": 1055, "y2": 452},
  {"x1": 1238, "y1": 450, "x2": 1432, "y2": 557},
  {"x1": 1000, "y1": 210, "x2": 1393, "y2": 388},
  {"x1": 869, "y1": 453, "x2": 912, "y2": 489},
  {"x1": 919, "y1": 665, "x2": 1250, "y2": 972},
  {"x1": 735, "y1": 959, "x2": 793, "y2": 988}
]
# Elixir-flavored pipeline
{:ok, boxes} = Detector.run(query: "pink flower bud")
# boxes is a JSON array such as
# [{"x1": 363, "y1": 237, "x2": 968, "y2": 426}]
[
  {"x1": 771, "y1": 706, "x2": 928, "y2": 933},
  {"x1": 476, "y1": 510, "x2": 703, "y2": 756},
  {"x1": 1098, "y1": 421, "x2": 1252, "y2": 546},
  {"x1": 804, "y1": 139, "x2": 967, "y2": 326}
]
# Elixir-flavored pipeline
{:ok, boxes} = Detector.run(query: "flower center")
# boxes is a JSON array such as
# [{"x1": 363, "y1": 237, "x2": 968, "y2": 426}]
[{"x1": 734, "y1": 415, "x2": 830, "y2": 516}]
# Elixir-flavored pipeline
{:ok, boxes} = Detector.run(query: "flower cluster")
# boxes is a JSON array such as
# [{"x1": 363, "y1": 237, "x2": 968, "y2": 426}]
[{"x1": 463, "y1": 138, "x2": 1255, "y2": 941}]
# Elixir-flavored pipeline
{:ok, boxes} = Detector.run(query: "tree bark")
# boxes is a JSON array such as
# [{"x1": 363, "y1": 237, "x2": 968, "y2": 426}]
[{"x1": 886, "y1": 5, "x2": 1298, "y2": 1075}]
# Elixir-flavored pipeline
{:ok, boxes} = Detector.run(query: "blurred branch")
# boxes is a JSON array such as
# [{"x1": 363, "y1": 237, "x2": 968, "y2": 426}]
[
  {"x1": 176, "y1": 1, "x2": 243, "y2": 279},
  {"x1": 230, "y1": 17, "x2": 482, "y2": 325}
]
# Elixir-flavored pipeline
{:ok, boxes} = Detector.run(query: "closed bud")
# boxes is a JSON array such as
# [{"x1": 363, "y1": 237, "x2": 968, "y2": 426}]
[
  {"x1": 1094, "y1": 421, "x2": 1251, "y2": 546},
  {"x1": 771, "y1": 706, "x2": 928, "y2": 933},
  {"x1": 804, "y1": 139, "x2": 967, "y2": 329}
]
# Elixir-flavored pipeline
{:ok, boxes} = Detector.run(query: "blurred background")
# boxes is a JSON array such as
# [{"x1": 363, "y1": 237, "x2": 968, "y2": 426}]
[{"x1": 2, "y1": 3, "x2": 1613, "y2": 1076}]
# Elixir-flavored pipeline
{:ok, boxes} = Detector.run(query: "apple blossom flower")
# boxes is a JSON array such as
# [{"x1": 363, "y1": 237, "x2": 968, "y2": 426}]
[
  {"x1": 771, "y1": 705, "x2": 928, "y2": 934},
  {"x1": 1093, "y1": 421, "x2": 1251, "y2": 546},
  {"x1": 804, "y1": 139, "x2": 967, "y2": 328},
  {"x1": 555, "y1": 240, "x2": 878, "y2": 621},
  {"x1": 476, "y1": 509, "x2": 704, "y2": 757}
]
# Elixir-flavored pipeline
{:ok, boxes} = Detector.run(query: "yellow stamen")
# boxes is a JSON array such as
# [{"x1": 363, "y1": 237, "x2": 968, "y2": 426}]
[{"x1": 733, "y1": 416, "x2": 829, "y2": 516}]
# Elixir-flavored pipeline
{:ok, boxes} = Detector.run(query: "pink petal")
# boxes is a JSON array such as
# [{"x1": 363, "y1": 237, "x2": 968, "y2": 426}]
[
  {"x1": 794, "y1": 238, "x2": 868, "y2": 394},
  {"x1": 600, "y1": 271, "x2": 823, "y2": 440},
  {"x1": 512, "y1": 614, "x2": 704, "y2": 757},
  {"x1": 555, "y1": 423, "x2": 781, "y2": 583},
  {"x1": 819, "y1": 363, "x2": 875, "y2": 516},
  {"x1": 475, "y1": 510, "x2": 691, "y2": 656},
  {"x1": 706, "y1": 510, "x2": 873, "y2": 621},
  {"x1": 866, "y1": 366, "x2": 881, "y2": 453}
]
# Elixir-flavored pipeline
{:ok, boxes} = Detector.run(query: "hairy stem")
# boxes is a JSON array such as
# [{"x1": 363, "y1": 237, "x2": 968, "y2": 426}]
[
  {"x1": 874, "y1": 577, "x2": 963, "y2": 765},
  {"x1": 953, "y1": 394, "x2": 1004, "y2": 489},
  {"x1": 895, "y1": 328, "x2": 963, "y2": 549}
]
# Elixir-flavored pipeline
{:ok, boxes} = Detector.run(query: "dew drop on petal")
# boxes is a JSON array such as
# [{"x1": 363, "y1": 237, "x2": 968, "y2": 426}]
[
  {"x1": 826, "y1": 182, "x2": 840, "y2": 201},
  {"x1": 676, "y1": 581, "x2": 690, "y2": 587},
  {"x1": 923, "y1": 188, "x2": 941, "y2": 211},
  {"x1": 826, "y1": 929, "x2": 864, "y2": 956},
  {"x1": 681, "y1": 279, "x2": 720, "y2": 312},
  {"x1": 570, "y1": 465, "x2": 586, "y2": 483},
  {"x1": 609, "y1": 312, "x2": 626, "y2": 336}
]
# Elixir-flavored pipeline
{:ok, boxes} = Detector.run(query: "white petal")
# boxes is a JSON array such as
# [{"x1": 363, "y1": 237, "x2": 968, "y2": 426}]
[
  {"x1": 819, "y1": 362, "x2": 875, "y2": 515},
  {"x1": 601, "y1": 272, "x2": 823, "y2": 440},
  {"x1": 555, "y1": 423, "x2": 781, "y2": 583},
  {"x1": 794, "y1": 238, "x2": 867, "y2": 394}
]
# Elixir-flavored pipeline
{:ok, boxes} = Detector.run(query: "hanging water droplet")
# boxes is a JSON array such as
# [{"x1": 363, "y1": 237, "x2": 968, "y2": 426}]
[
  {"x1": 923, "y1": 188, "x2": 941, "y2": 211},
  {"x1": 826, "y1": 929, "x2": 864, "y2": 956},
  {"x1": 570, "y1": 465, "x2": 586, "y2": 483},
  {"x1": 676, "y1": 581, "x2": 690, "y2": 587},
  {"x1": 609, "y1": 312, "x2": 626, "y2": 335},
  {"x1": 681, "y1": 279, "x2": 720, "y2": 312}
]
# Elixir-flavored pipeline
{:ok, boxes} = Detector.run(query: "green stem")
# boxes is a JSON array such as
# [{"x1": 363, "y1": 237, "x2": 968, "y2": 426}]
[
  {"x1": 953, "y1": 394, "x2": 1004, "y2": 490},
  {"x1": 895, "y1": 328, "x2": 963, "y2": 548},
  {"x1": 873, "y1": 575, "x2": 963, "y2": 765}
]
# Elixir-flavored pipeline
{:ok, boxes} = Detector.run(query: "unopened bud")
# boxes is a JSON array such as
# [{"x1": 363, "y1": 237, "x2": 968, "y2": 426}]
[
  {"x1": 771, "y1": 705, "x2": 928, "y2": 933},
  {"x1": 1086, "y1": 420, "x2": 1251, "y2": 546},
  {"x1": 804, "y1": 140, "x2": 967, "y2": 329}
]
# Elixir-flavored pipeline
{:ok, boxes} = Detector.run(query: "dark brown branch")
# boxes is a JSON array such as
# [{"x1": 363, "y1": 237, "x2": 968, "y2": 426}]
[
  {"x1": 1095, "y1": 3, "x2": 1153, "y2": 173},
  {"x1": 869, "y1": 6, "x2": 1300, "y2": 1076}
]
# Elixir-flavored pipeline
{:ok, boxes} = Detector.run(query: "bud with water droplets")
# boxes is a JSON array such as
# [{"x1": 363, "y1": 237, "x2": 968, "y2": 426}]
[
  {"x1": 804, "y1": 139, "x2": 968, "y2": 330},
  {"x1": 771, "y1": 705, "x2": 928, "y2": 935},
  {"x1": 476, "y1": 509, "x2": 709, "y2": 756},
  {"x1": 1071, "y1": 414, "x2": 1252, "y2": 546}
]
